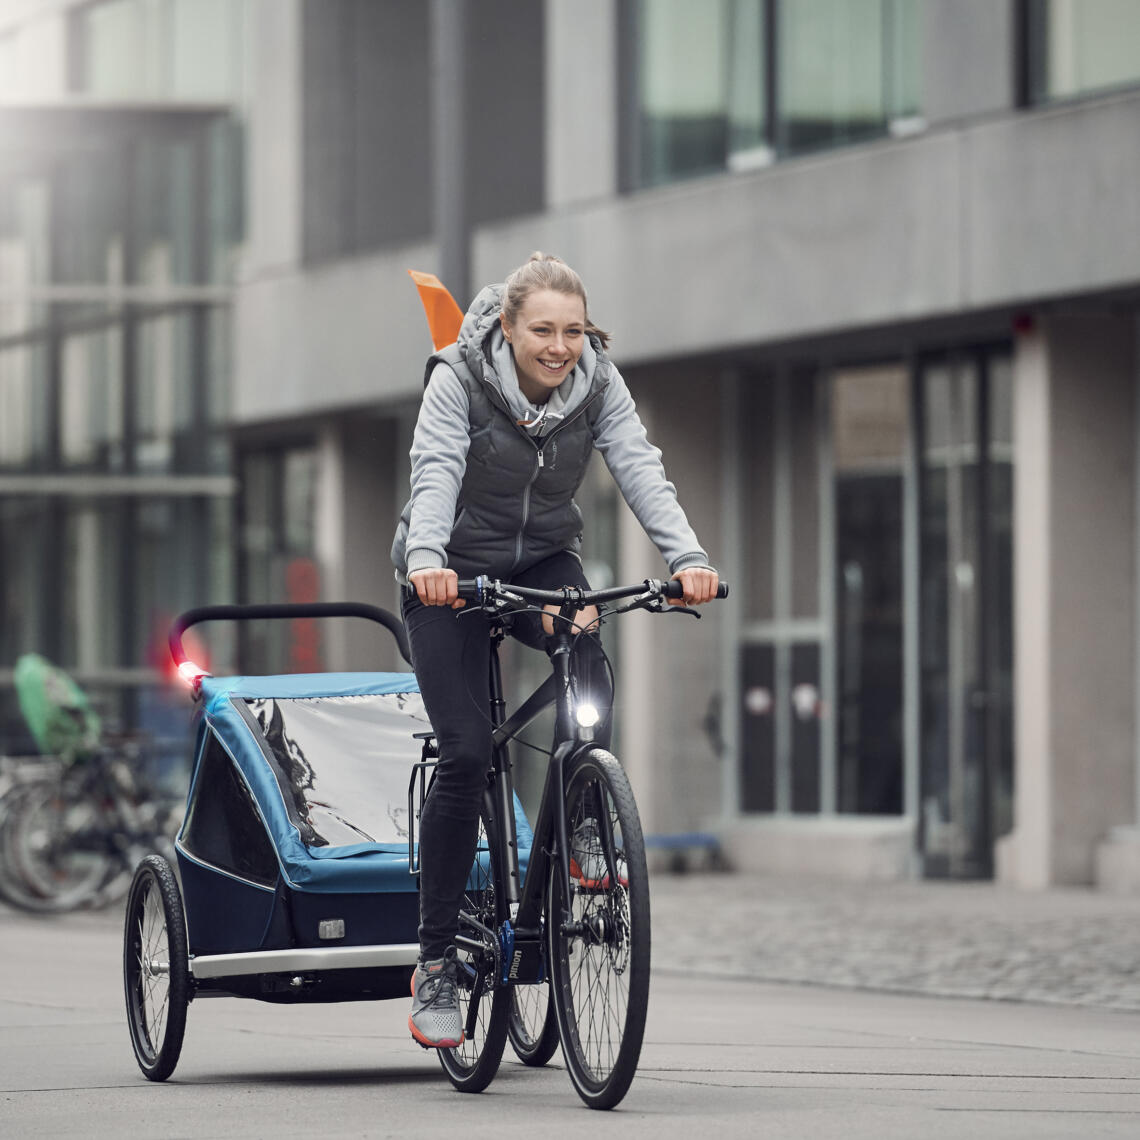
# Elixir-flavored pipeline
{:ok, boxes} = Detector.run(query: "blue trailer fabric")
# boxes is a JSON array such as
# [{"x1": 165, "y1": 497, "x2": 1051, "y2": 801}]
[{"x1": 185, "y1": 673, "x2": 532, "y2": 896}]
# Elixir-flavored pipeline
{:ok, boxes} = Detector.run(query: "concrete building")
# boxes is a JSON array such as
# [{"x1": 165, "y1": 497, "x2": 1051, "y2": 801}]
[{"x1": 3, "y1": 0, "x2": 1139, "y2": 891}]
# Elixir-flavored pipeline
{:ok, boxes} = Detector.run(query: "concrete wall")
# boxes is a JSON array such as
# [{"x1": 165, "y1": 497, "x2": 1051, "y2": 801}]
[
  {"x1": 247, "y1": 0, "x2": 302, "y2": 275},
  {"x1": 544, "y1": 0, "x2": 617, "y2": 208},
  {"x1": 615, "y1": 365, "x2": 726, "y2": 841},
  {"x1": 240, "y1": 3, "x2": 1140, "y2": 427},
  {"x1": 476, "y1": 90, "x2": 1140, "y2": 367},
  {"x1": 1001, "y1": 313, "x2": 1136, "y2": 887}
]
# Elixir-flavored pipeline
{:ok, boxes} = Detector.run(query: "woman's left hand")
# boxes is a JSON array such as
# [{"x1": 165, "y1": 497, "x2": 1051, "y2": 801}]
[{"x1": 670, "y1": 566, "x2": 719, "y2": 606}]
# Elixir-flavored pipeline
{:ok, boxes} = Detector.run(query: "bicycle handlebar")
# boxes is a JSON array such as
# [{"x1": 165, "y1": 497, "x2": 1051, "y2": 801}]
[{"x1": 456, "y1": 576, "x2": 729, "y2": 609}]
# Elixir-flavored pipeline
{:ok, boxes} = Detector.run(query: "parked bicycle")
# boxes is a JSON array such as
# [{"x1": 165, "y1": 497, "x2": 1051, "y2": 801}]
[
  {"x1": 0, "y1": 737, "x2": 181, "y2": 914},
  {"x1": 409, "y1": 574, "x2": 726, "y2": 1109}
]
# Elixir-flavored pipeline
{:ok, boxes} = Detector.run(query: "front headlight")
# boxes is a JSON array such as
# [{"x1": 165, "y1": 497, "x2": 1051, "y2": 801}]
[{"x1": 575, "y1": 702, "x2": 600, "y2": 729}]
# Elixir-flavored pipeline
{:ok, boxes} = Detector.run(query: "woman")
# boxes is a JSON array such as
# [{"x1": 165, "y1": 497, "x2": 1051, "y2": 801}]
[{"x1": 392, "y1": 252, "x2": 718, "y2": 1049}]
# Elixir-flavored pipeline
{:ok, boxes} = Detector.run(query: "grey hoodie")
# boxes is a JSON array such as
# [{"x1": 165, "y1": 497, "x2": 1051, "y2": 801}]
[{"x1": 391, "y1": 284, "x2": 709, "y2": 580}]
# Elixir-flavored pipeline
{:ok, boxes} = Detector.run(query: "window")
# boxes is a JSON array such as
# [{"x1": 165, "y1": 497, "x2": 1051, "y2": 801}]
[
  {"x1": 1025, "y1": 0, "x2": 1140, "y2": 104},
  {"x1": 181, "y1": 731, "x2": 279, "y2": 887},
  {"x1": 778, "y1": 0, "x2": 921, "y2": 155},
  {"x1": 636, "y1": 0, "x2": 769, "y2": 186},
  {"x1": 631, "y1": 0, "x2": 923, "y2": 189},
  {"x1": 72, "y1": 0, "x2": 248, "y2": 101}
]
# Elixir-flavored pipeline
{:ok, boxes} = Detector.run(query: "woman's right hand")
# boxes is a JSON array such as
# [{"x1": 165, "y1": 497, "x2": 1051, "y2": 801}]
[{"x1": 408, "y1": 567, "x2": 465, "y2": 608}]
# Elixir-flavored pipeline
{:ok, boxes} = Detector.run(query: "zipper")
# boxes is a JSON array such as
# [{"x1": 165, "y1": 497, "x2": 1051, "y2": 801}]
[
  {"x1": 512, "y1": 449, "x2": 542, "y2": 572},
  {"x1": 481, "y1": 376, "x2": 607, "y2": 573}
]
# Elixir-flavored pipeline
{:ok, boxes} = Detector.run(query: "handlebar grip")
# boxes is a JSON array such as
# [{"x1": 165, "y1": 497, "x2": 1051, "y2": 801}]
[
  {"x1": 456, "y1": 578, "x2": 484, "y2": 602},
  {"x1": 664, "y1": 578, "x2": 730, "y2": 600}
]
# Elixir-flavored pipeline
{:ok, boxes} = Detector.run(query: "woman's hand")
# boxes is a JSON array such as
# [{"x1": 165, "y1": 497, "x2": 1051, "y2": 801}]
[
  {"x1": 408, "y1": 567, "x2": 465, "y2": 608},
  {"x1": 669, "y1": 565, "x2": 719, "y2": 606}
]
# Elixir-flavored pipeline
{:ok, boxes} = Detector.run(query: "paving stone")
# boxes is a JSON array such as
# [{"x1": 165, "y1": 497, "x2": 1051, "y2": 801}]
[{"x1": 650, "y1": 871, "x2": 1140, "y2": 1011}]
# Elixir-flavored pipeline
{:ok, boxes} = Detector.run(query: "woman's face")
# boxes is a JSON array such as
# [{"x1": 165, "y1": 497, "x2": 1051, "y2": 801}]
[{"x1": 501, "y1": 289, "x2": 587, "y2": 404}]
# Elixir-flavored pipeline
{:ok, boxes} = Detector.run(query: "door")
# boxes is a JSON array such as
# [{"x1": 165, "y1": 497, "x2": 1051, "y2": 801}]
[{"x1": 918, "y1": 350, "x2": 1014, "y2": 878}]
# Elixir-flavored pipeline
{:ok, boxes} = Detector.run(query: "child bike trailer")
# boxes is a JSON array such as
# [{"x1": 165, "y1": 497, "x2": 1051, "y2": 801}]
[{"x1": 123, "y1": 602, "x2": 532, "y2": 1082}]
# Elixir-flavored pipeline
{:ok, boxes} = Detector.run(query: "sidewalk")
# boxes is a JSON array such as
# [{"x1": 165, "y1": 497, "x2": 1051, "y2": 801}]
[
  {"x1": 650, "y1": 870, "x2": 1140, "y2": 1012},
  {"x1": 3, "y1": 867, "x2": 1139, "y2": 1014}
]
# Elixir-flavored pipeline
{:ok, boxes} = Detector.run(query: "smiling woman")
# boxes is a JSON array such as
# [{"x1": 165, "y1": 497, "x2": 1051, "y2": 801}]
[{"x1": 390, "y1": 250, "x2": 719, "y2": 1050}]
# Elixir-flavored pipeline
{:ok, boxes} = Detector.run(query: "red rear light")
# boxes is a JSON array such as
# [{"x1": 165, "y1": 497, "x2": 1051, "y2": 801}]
[{"x1": 177, "y1": 660, "x2": 209, "y2": 687}]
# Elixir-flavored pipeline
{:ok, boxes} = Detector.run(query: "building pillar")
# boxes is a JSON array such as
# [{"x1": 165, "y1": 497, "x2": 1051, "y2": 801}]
[
  {"x1": 998, "y1": 313, "x2": 1136, "y2": 888},
  {"x1": 544, "y1": 0, "x2": 618, "y2": 207}
]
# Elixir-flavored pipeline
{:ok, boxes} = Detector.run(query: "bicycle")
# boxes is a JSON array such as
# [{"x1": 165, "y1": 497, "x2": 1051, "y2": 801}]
[
  {"x1": 408, "y1": 573, "x2": 727, "y2": 1109},
  {"x1": 0, "y1": 739, "x2": 180, "y2": 914}
]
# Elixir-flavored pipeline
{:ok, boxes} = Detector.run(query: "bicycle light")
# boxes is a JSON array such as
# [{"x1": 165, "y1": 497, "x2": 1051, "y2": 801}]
[
  {"x1": 575, "y1": 702, "x2": 600, "y2": 729},
  {"x1": 177, "y1": 660, "x2": 209, "y2": 688}
]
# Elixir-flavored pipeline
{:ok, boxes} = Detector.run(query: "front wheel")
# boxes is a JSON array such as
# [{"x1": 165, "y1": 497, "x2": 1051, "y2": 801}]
[
  {"x1": 437, "y1": 806, "x2": 510, "y2": 1093},
  {"x1": 123, "y1": 854, "x2": 190, "y2": 1081},
  {"x1": 547, "y1": 748, "x2": 650, "y2": 1110}
]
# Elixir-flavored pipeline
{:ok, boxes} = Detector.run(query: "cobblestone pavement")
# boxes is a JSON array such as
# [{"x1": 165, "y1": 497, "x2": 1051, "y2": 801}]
[{"x1": 650, "y1": 871, "x2": 1140, "y2": 1011}]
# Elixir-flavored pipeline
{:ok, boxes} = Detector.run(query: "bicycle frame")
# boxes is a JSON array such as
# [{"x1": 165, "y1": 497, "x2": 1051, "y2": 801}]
[
  {"x1": 411, "y1": 575, "x2": 727, "y2": 998},
  {"x1": 448, "y1": 600, "x2": 596, "y2": 985}
]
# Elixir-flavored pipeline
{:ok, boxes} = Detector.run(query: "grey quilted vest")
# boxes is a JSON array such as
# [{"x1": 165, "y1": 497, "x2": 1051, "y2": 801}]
[{"x1": 394, "y1": 340, "x2": 613, "y2": 579}]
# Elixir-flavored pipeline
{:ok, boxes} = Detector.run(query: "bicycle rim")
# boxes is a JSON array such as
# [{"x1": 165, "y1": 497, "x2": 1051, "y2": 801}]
[
  {"x1": 438, "y1": 808, "x2": 509, "y2": 1092},
  {"x1": 547, "y1": 748, "x2": 650, "y2": 1109}
]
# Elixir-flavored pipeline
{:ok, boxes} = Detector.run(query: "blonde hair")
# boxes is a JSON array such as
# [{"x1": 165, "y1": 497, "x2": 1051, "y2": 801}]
[{"x1": 501, "y1": 251, "x2": 611, "y2": 350}]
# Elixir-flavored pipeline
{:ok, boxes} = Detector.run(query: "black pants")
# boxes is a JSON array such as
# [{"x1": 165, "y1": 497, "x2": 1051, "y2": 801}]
[{"x1": 402, "y1": 552, "x2": 612, "y2": 960}]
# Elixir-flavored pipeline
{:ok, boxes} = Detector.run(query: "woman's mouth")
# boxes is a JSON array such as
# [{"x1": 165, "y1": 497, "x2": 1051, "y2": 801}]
[{"x1": 538, "y1": 359, "x2": 566, "y2": 374}]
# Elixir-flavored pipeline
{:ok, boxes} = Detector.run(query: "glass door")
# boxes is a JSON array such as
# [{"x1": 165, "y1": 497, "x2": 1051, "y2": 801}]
[
  {"x1": 831, "y1": 363, "x2": 909, "y2": 815},
  {"x1": 918, "y1": 350, "x2": 1014, "y2": 877}
]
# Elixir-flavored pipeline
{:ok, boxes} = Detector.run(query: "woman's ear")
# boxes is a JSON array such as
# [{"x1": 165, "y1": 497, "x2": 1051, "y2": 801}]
[{"x1": 499, "y1": 311, "x2": 511, "y2": 342}]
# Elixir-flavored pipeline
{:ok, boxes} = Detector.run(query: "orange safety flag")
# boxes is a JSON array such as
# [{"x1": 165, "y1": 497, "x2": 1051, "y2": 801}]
[{"x1": 408, "y1": 269, "x2": 464, "y2": 351}]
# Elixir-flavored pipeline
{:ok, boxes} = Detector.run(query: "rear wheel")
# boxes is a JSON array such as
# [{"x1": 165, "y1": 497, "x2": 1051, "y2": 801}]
[
  {"x1": 508, "y1": 980, "x2": 559, "y2": 1067},
  {"x1": 547, "y1": 748, "x2": 650, "y2": 1110},
  {"x1": 437, "y1": 806, "x2": 510, "y2": 1093},
  {"x1": 123, "y1": 854, "x2": 190, "y2": 1081}
]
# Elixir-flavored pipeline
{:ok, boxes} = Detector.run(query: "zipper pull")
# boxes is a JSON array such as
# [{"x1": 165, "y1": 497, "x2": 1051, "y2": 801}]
[{"x1": 537, "y1": 449, "x2": 545, "y2": 468}]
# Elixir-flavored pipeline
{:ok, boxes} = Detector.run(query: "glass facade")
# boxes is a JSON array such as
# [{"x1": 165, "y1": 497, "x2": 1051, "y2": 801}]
[
  {"x1": 1026, "y1": 0, "x2": 1140, "y2": 104},
  {"x1": 0, "y1": 1, "x2": 244, "y2": 760},
  {"x1": 633, "y1": 0, "x2": 923, "y2": 188}
]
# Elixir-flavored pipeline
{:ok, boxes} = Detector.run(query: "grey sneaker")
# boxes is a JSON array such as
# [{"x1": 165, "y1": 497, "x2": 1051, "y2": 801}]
[
  {"x1": 409, "y1": 947, "x2": 464, "y2": 1049},
  {"x1": 570, "y1": 818, "x2": 628, "y2": 889}
]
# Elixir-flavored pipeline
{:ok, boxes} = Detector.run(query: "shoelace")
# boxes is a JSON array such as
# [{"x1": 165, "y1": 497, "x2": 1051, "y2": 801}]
[{"x1": 419, "y1": 968, "x2": 459, "y2": 1012}]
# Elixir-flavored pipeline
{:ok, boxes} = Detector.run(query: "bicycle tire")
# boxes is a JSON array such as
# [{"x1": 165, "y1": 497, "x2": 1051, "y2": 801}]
[
  {"x1": 508, "y1": 980, "x2": 560, "y2": 1067},
  {"x1": 547, "y1": 748, "x2": 650, "y2": 1110},
  {"x1": 437, "y1": 806, "x2": 510, "y2": 1092},
  {"x1": 0, "y1": 778, "x2": 118, "y2": 913},
  {"x1": 123, "y1": 854, "x2": 190, "y2": 1081}
]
